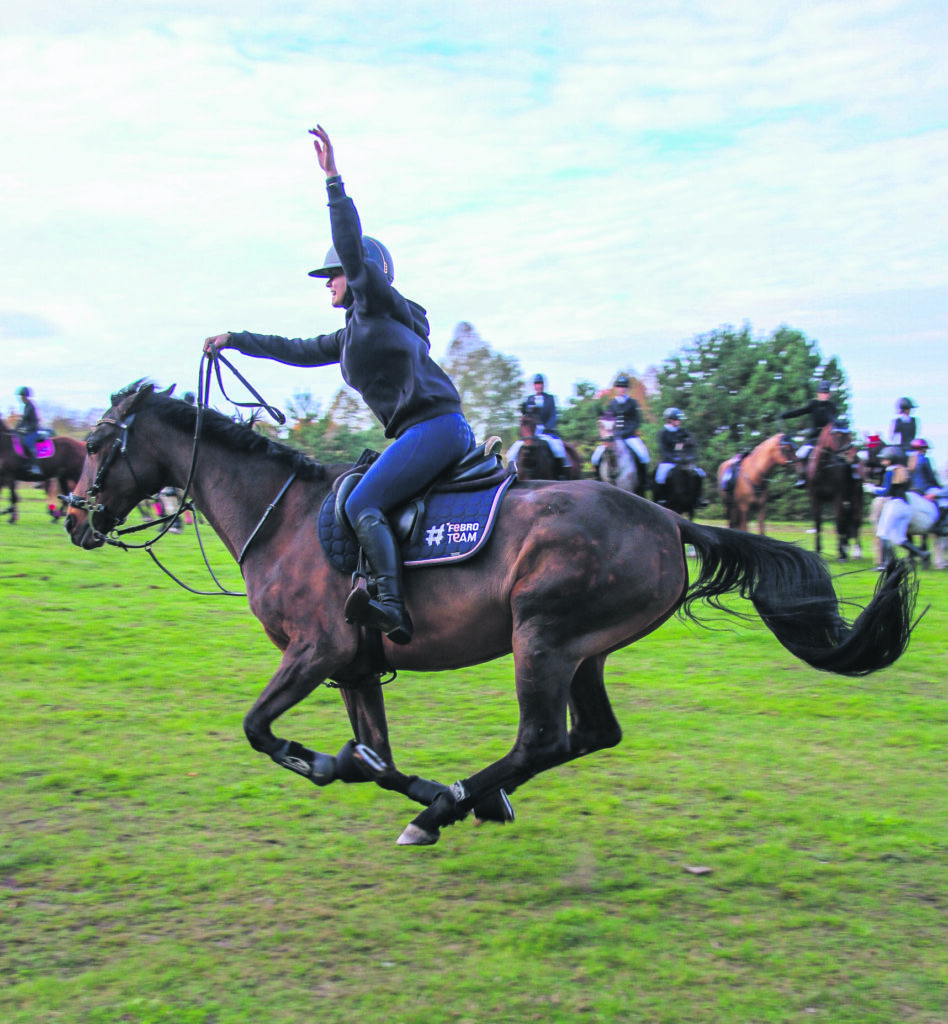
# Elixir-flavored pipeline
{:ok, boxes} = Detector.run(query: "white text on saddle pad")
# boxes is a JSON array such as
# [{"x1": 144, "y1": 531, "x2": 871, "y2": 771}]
[{"x1": 425, "y1": 521, "x2": 482, "y2": 547}]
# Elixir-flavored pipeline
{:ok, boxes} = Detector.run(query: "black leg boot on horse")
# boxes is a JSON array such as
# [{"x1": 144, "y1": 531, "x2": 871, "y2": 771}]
[
  {"x1": 793, "y1": 457, "x2": 808, "y2": 489},
  {"x1": 696, "y1": 475, "x2": 709, "y2": 509},
  {"x1": 344, "y1": 508, "x2": 414, "y2": 645},
  {"x1": 901, "y1": 540, "x2": 931, "y2": 566}
]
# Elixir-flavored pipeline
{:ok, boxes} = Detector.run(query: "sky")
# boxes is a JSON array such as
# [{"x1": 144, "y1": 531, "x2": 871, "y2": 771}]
[{"x1": 2, "y1": 1, "x2": 947, "y2": 469}]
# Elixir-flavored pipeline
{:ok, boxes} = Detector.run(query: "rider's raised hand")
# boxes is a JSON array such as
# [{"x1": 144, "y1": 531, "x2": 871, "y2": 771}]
[
  {"x1": 204, "y1": 333, "x2": 231, "y2": 355},
  {"x1": 308, "y1": 124, "x2": 339, "y2": 178}
]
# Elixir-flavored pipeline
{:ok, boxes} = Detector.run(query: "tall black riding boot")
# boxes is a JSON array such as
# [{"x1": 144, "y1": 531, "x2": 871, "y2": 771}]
[
  {"x1": 901, "y1": 541, "x2": 931, "y2": 565},
  {"x1": 344, "y1": 508, "x2": 414, "y2": 645}
]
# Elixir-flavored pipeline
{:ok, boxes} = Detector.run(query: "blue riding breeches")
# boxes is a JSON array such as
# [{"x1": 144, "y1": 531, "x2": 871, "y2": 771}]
[{"x1": 344, "y1": 413, "x2": 475, "y2": 522}]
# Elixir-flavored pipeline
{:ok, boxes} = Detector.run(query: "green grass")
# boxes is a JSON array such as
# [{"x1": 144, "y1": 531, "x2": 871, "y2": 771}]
[{"x1": 2, "y1": 488, "x2": 947, "y2": 1023}]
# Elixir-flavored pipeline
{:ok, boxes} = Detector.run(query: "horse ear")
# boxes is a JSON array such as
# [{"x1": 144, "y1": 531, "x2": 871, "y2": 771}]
[
  {"x1": 128, "y1": 382, "x2": 157, "y2": 412},
  {"x1": 159, "y1": 384, "x2": 176, "y2": 398},
  {"x1": 113, "y1": 379, "x2": 156, "y2": 416}
]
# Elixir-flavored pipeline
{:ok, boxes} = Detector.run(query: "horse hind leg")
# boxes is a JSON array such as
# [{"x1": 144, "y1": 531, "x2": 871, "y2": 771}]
[
  {"x1": 398, "y1": 654, "x2": 612, "y2": 847},
  {"x1": 473, "y1": 656, "x2": 619, "y2": 828},
  {"x1": 566, "y1": 655, "x2": 622, "y2": 757}
]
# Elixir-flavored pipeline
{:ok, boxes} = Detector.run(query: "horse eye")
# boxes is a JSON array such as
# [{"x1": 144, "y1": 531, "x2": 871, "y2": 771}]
[{"x1": 86, "y1": 436, "x2": 101, "y2": 456}]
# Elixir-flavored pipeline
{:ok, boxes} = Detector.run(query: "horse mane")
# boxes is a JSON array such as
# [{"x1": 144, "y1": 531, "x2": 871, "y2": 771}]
[{"x1": 137, "y1": 385, "x2": 326, "y2": 482}]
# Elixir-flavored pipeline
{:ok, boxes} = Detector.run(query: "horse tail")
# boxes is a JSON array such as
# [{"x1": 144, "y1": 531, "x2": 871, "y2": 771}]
[{"x1": 675, "y1": 518, "x2": 918, "y2": 677}]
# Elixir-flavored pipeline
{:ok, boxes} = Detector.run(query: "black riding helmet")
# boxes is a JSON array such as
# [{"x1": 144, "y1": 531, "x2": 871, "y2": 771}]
[
  {"x1": 879, "y1": 446, "x2": 907, "y2": 465},
  {"x1": 309, "y1": 236, "x2": 394, "y2": 284}
]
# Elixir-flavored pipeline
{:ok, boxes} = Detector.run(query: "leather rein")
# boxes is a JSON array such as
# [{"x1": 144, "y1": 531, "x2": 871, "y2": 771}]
[{"x1": 65, "y1": 353, "x2": 293, "y2": 597}]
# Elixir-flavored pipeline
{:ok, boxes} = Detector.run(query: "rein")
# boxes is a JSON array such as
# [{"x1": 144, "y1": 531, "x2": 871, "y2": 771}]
[{"x1": 69, "y1": 353, "x2": 293, "y2": 597}]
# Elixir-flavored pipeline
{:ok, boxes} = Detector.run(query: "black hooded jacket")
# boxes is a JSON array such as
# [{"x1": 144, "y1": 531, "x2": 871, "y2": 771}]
[{"x1": 228, "y1": 177, "x2": 462, "y2": 440}]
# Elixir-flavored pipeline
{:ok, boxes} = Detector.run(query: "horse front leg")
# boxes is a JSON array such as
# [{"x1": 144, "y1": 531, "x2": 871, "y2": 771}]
[
  {"x1": 335, "y1": 681, "x2": 448, "y2": 808},
  {"x1": 242, "y1": 648, "x2": 342, "y2": 786},
  {"x1": 243, "y1": 650, "x2": 449, "y2": 809},
  {"x1": 811, "y1": 497, "x2": 823, "y2": 555},
  {"x1": 835, "y1": 500, "x2": 851, "y2": 561},
  {"x1": 3, "y1": 479, "x2": 18, "y2": 523}
]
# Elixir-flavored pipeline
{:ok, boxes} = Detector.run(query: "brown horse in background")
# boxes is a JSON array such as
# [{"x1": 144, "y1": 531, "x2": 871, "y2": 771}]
[
  {"x1": 508, "y1": 413, "x2": 582, "y2": 482},
  {"x1": 65, "y1": 382, "x2": 917, "y2": 847},
  {"x1": 717, "y1": 433, "x2": 795, "y2": 534},
  {"x1": 806, "y1": 421, "x2": 864, "y2": 560},
  {"x1": 0, "y1": 417, "x2": 86, "y2": 523}
]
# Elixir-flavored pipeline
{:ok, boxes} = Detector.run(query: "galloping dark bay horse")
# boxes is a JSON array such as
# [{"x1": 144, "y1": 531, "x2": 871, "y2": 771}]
[
  {"x1": 65, "y1": 382, "x2": 917, "y2": 846},
  {"x1": 0, "y1": 417, "x2": 86, "y2": 523},
  {"x1": 805, "y1": 421, "x2": 864, "y2": 560}
]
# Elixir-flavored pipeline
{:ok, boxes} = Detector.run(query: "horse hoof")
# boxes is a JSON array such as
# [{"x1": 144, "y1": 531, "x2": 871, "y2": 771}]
[
  {"x1": 473, "y1": 789, "x2": 515, "y2": 825},
  {"x1": 397, "y1": 823, "x2": 440, "y2": 847}
]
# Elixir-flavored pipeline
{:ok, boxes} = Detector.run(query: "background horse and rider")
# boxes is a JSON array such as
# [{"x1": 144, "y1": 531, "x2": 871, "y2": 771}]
[
  {"x1": 801, "y1": 419, "x2": 864, "y2": 560},
  {"x1": 717, "y1": 433, "x2": 796, "y2": 534},
  {"x1": 592, "y1": 414, "x2": 642, "y2": 495},
  {"x1": 655, "y1": 438, "x2": 705, "y2": 519},
  {"x1": 507, "y1": 412, "x2": 582, "y2": 482},
  {"x1": 65, "y1": 379, "x2": 917, "y2": 848},
  {"x1": 0, "y1": 416, "x2": 86, "y2": 523}
]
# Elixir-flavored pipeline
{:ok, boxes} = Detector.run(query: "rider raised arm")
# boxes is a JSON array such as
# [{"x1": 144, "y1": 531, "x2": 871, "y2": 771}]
[
  {"x1": 204, "y1": 125, "x2": 475, "y2": 645},
  {"x1": 778, "y1": 380, "x2": 838, "y2": 488}
]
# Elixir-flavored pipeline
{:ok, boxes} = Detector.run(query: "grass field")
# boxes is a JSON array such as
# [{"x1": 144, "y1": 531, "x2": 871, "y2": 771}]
[{"x1": 2, "y1": 486, "x2": 946, "y2": 1024}]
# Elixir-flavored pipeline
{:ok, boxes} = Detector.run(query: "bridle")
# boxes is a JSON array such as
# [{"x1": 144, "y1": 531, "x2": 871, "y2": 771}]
[
  {"x1": 65, "y1": 352, "x2": 294, "y2": 596},
  {"x1": 64, "y1": 408, "x2": 148, "y2": 540}
]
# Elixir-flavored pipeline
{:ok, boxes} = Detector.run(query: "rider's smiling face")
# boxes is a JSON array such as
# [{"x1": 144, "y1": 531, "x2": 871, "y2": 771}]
[{"x1": 326, "y1": 271, "x2": 348, "y2": 308}]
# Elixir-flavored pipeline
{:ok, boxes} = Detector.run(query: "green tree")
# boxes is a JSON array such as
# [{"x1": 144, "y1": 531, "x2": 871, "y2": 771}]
[
  {"x1": 285, "y1": 388, "x2": 388, "y2": 464},
  {"x1": 653, "y1": 324, "x2": 851, "y2": 519},
  {"x1": 442, "y1": 322, "x2": 524, "y2": 444}
]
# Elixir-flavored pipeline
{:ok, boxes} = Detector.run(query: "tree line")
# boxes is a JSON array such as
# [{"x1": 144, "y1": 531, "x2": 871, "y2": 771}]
[
  {"x1": 281, "y1": 320, "x2": 849, "y2": 519},
  {"x1": 37, "y1": 320, "x2": 850, "y2": 520}
]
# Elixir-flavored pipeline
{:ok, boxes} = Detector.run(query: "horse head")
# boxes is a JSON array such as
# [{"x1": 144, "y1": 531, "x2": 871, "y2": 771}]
[
  {"x1": 519, "y1": 413, "x2": 541, "y2": 441},
  {"x1": 775, "y1": 433, "x2": 797, "y2": 465},
  {"x1": 65, "y1": 381, "x2": 167, "y2": 547},
  {"x1": 817, "y1": 419, "x2": 853, "y2": 455},
  {"x1": 597, "y1": 414, "x2": 617, "y2": 442}
]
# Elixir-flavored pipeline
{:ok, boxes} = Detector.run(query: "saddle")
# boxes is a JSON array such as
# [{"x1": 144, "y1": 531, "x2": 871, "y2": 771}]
[
  {"x1": 318, "y1": 438, "x2": 515, "y2": 574},
  {"x1": 12, "y1": 429, "x2": 55, "y2": 462}
]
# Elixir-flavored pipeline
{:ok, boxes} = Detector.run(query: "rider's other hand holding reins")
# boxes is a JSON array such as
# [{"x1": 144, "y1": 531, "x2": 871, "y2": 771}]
[
  {"x1": 308, "y1": 124, "x2": 339, "y2": 178},
  {"x1": 204, "y1": 333, "x2": 232, "y2": 355}
]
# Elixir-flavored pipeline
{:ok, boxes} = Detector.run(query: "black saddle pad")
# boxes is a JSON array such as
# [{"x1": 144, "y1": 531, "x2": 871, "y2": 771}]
[{"x1": 318, "y1": 473, "x2": 515, "y2": 574}]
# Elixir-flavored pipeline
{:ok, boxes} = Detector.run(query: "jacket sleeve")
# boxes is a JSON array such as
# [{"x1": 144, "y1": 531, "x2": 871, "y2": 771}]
[
  {"x1": 780, "y1": 403, "x2": 810, "y2": 420},
  {"x1": 227, "y1": 329, "x2": 344, "y2": 367},
  {"x1": 326, "y1": 178, "x2": 400, "y2": 319}
]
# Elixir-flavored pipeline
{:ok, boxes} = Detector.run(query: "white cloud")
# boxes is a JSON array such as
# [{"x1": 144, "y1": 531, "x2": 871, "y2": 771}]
[{"x1": 1, "y1": 1, "x2": 946, "y2": 462}]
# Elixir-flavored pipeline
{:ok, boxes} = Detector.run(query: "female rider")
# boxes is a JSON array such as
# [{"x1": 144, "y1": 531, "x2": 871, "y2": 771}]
[{"x1": 204, "y1": 126, "x2": 474, "y2": 645}]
